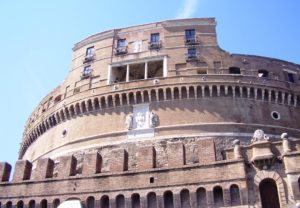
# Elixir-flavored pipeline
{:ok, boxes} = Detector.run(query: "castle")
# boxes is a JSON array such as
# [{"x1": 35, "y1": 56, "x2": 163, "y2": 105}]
[{"x1": 0, "y1": 18, "x2": 300, "y2": 208}]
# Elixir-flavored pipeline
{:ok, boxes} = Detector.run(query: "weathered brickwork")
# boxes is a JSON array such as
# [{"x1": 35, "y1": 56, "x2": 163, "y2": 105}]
[{"x1": 1, "y1": 18, "x2": 300, "y2": 207}]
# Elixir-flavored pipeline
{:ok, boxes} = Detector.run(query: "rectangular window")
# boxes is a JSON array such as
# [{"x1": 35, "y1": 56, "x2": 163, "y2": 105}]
[
  {"x1": 287, "y1": 72, "x2": 295, "y2": 83},
  {"x1": 83, "y1": 65, "x2": 92, "y2": 77},
  {"x1": 151, "y1": 33, "x2": 160, "y2": 43},
  {"x1": 185, "y1": 29, "x2": 196, "y2": 42},
  {"x1": 86, "y1": 46, "x2": 94, "y2": 57},
  {"x1": 117, "y1": 39, "x2": 126, "y2": 48},
  {"x1": 187, "y1": 48, "x2": 197, "y2": 59}
]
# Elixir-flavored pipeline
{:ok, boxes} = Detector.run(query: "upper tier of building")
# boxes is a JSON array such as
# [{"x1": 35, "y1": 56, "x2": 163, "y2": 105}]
[{"x1": 20, "y1": 18, "x2": 300, "y2": 161}]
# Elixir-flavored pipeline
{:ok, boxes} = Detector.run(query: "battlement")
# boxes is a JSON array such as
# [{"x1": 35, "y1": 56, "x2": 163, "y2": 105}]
[{"x1": 2, "y1": 138, "x2": 217, "y2": 183}]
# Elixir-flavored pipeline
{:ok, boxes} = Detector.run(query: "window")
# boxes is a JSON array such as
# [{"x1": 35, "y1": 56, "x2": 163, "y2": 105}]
[
  {"x1": 86, "y1": 46, "x2": 94, "y2": 57},
  {"x1": 151, "y1": 33, "x2": 160, "y2": 43},
  {"x1": 149, "y1": 33, "x2": 161, "y2": 50},
  {"x1": 185, "y1": 29, "x2": 196, "y2": 44},
  {"x1": 258, "y1": 69, "x2": 269, "y2": 78},
  {"x1": 187, "y1": 48, "x2": 197, "y2": 59},
  {"x1": 229, "y1": 67, "x2": 241, "y2": 74},
  {"x1": 287, "y1": 72, "x2": 295, "y2": 83},
  {"x1": 82, "y1": 65, "x2": 92, "y2": 78},
  {"x1": 115, "y1": 39, "x2": 127, "y2": 55},
  {"x1": 117, "y1": 39, "x2": 126, "y2": 48}
]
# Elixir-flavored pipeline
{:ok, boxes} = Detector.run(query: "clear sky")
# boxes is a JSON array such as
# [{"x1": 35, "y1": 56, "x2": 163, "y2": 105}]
[{"x1": 0, "y1": 0, "x2": 299, "y2": 166}]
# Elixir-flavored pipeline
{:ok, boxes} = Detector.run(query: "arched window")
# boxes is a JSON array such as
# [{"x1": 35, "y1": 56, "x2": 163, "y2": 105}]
[
  {"x1": 163, "y1": 191, "x2": 174, "y2": 208},
  {"x1": 40, "y1": 199, "x2": 47, "y2": 208},
  {"x1": 196, "y1": 187, "x2": 207, "y2": 207},
  {"x1": 147, "y1": 192, "x2": 157, "y2": 208},
  {"x1": 53, "y1": 199, "x2": 60, "y2": 208},
  {"x1": 116, "y1": 195, "x2": 125, "y2": 208},
  {"x1": 28, "y1": 200, "x2": 36, "y2": 208},
  {"x1": 16, "y1": 201, "x2": 24, "y2": 208},
  {"x1": 213, "y1": 186, "x2": 224, "y2": 207},
  {"x1": 131, "y1": 193, "x2": 140, "y2": 208},
  {"x1": 100, "y1": 195, "x2": 109, "y2": 208},
  {"x1": 86, "y1": 196, "x2": 95, "y2": 208},
  {"x1": 173, "y1": 88, "x2": 179, "y2": 100},
  {"x1": 180, "y1": 189, "x2": 191, "y2": 208},
  {"x1": 6, "y1": 201, "x2": 12, "y2": 208},
  {"x1": 181, "y1": 87, "x2": 187, "y2": 99},
  {"x1": 230, "y1": 184, "x2": 241, "y2": 206}
]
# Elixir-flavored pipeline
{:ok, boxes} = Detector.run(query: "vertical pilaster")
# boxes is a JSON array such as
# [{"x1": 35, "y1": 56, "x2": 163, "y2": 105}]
[{"x1": 126, "y1": 64, "x2": 130, "y2": 82}]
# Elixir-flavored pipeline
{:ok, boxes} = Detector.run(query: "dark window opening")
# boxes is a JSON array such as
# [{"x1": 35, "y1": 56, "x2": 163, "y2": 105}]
[
  {"x1": 115, "y1": 39, "x2": 127, "y2": 55},
  {"x1": 54, "y1": 95, "x2": 62, "y2": 103},
  {"x1": 131, "y1": 194, "x2": 141, "y2": 208},
  {"x1": 17, "y1": 201, "x2": 24, "y2": 208},
  {"x1": 116, "y1": 195, "x2": 125, "y2": 208},
  {"x1": 185, "y1": 29, "x2": 196, "y2": 44},
  {"x1": 229, "y1": 67, "x2": 241, "y2": 74},
  {"x1": 129, "y1": 63, "x2": 145, "y2": 81},
  {"x1": 148, "y1": 60, "x2": 163, "y2": 79},
  {"x1": 86, "y1": 46, "x2": 94, "y2": 57},
  {"x1": 82, "y1": 65, "x2": 92, "y2": 78},
  {"x1": 164, "y1": 191, "x2": 174, "y2": 208},
  {"x1": 186, "y1": 48, "x2": 197, "y2": 60},
  {"x1": 287, "y1": 72, "x2": 295, "y2": 83},
  {"x1": 147, "y1": 192, "x2": 157, "y2": 208},
  {"x1": 40, "y1": 200, "x2": 47, "y2": 208},
  {"x1": 110, "y1": 60, "x2": 163, "y2": 83},
  {"x1": 213, "y1": 186, "x2": 224, "y2": 207},
  {"x1": 196, "y1": 188, "x2": 207, "y2": 207},
  {"x1": 197, "y1": 69, "x2": 207, "y2": 74},
  {"x1": 230, "y1": 185, "x2": 241, "y2": 206},
  {"x1": 29, "y1": 200, "x2": 36, "y2": 208},
  {"x1": 101, "y1": 196, "x2": 109, "y2": 208},
  {"x1": 298, "y1": 177, "x2": 300, "y2": 192},
  {"x1": 149, "y1": 33, "x2": 161, "y2": 50},
  {"x1": 151, "y1": 33, "x2": 160, "y2": 43},
  {"x1": 150, "y1": 177, "x2": 154, "y2": 183},
  {"x1": 258, "y1": 69, "x2": 269, "y2": 78},
  {"x1": 86, "y1": 196, "x2": 95, "y2": 208},
  {"x1": 84, "y1": 46, "x2": 95, "y2": 63}
]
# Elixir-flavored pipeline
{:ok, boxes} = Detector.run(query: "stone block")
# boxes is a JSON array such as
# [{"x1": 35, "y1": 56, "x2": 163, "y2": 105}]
[
  {"x1": 57, "y1": 156, "x2": 77, "y2": 178},
  {"x1": 110, "y1": 149, "x2": 128, "y2": 172},
  {"x1": 0, "y1": 162, "x2": 11, "y2": 182},
  {"x1": 13, "y1": 160, "x2": 32, "y2": 182},
  {"x1": 167, "y1": 142, "x2": 185, "y2": 168},
  {"x1": 137, "y1": 146, "x2": 156, "y2": 170},
  {"x1": 82, "y1": 152, "x2": 102, "y2": 175},
  {"x1": 33, "y1": 158, "x2": 54, "y2": 180},
  {"x1": 198, "y1": 139, "x2": 216, "y2": 163}
]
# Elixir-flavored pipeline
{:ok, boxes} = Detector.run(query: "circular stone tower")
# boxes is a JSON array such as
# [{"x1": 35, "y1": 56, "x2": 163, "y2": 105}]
[{"x1": 20, "y1": 18, "x2": 300, "y2": 163}]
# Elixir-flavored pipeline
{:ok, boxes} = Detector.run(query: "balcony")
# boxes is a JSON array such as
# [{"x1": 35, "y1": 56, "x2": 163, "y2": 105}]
[
  {"x1": 114, "y1": 46, "x2": 128, "y2": 55},
  {"x1": 148, "y1": 41, "x2": 162, "y2": 50},
  {"x1": 82, "y1": 54, "x2": 95, "y2": 64},
  {"x1": 186, "y1": 53, "x2": 198, "y2": 61},
  {"x1": 81, "y1": 71, "x2": 92, "y2": 80},
  {"x1": 185, "y1": 37, "x2": 198, "y2": 45}
]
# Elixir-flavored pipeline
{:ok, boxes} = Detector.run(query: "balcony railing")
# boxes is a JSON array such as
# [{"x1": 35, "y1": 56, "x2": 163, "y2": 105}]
[
  {"x1": 81, "y1": 72, "x2": 92, "y2": 79},
  {"x1": 83, "y1": 54, "x2": 95, "y2": 63},
  {"x1": 186, "y1": 53, "x2": 198, "y2": 61},
  {"x1": 114, "y1": 46, "x2": 128, "y2": 55},
  {"x1": 185, "y1": 36, "x2": 198, "y2": 45},
  {"x1": 148, "y1": 41, "x2": 162, "y2": 50}
]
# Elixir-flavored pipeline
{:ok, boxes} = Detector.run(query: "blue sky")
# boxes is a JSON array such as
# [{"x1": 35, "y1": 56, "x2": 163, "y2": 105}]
[{"x1": 0, "y1": 0, "x2": 299, "y2": 166}]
